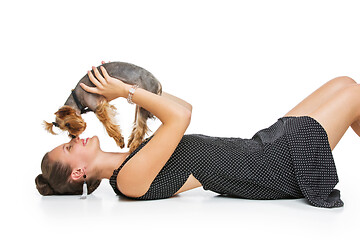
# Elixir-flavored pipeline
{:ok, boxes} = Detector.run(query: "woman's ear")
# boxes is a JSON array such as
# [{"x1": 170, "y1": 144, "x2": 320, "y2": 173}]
[{"x1": 71, "y1": 168, "x2": 85, "y2": 181}]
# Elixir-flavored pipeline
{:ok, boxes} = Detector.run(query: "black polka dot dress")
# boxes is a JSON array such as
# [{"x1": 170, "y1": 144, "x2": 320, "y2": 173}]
[{"x1": 109, "y1": 116, "x2": 343, "y2": 208}]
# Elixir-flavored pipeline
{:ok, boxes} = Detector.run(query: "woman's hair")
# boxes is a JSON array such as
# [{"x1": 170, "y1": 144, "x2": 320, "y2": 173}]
[{"x1": 35, "y1": 152, "x2": 101, "y2": 196}]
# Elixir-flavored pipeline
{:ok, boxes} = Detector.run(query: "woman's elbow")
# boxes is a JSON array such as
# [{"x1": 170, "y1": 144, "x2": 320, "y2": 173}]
[
  {"x1": 185, "y1": 106, "x2": 192, "y2": 123},
  {"x1": 179, "y1": 106, "x2": 192, "y2": 124},
  {"x1": 188, "y1": 103, "x2": 193, "y2": 114},
  {"x1": 176, "y1": 103, "x2": 192, "y2": 124}
]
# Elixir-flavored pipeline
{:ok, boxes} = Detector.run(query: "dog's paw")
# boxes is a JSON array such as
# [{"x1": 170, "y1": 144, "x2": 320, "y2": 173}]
[{"x1": 114, "y1": 135, "x2": 125, "y2": 148}]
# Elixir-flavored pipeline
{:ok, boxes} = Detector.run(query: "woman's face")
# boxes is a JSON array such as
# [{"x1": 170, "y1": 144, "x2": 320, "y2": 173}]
[{"x1": 48, "y1": 136, "x2": 100, "y2": 169}]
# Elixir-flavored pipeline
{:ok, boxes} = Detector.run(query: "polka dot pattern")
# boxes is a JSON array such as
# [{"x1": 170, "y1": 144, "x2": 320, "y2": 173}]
[{"x1": 109, "y1": 116, "x2": 343, "y2": 208}]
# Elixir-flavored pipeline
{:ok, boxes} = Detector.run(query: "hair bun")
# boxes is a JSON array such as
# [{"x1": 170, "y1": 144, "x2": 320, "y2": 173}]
[{"x1": 35, "y1": 174, "x2": 55, "y2": 196}]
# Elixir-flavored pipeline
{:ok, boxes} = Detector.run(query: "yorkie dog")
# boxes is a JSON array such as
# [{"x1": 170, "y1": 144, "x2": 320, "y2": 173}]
[{"x1": 44, "y1": 61, "x2": 162, "y2": 153}]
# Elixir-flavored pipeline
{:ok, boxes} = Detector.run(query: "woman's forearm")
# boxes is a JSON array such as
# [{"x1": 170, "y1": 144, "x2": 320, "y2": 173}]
[
  {"x1": 124, "y1": 84, "x2": 191, "y2": 125},
  {"x1": 161, "y1": 92, "x2": 192, "y2": 113}
]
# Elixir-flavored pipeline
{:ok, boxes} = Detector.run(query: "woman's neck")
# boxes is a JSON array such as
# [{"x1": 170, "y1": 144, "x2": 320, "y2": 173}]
[{"x1": 92, "y1": 151, "x2": 131, "y2": 180}]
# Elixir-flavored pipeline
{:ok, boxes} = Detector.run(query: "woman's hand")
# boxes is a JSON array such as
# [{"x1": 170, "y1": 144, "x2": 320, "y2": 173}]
[{"x1": 80, "y1": 66, "x2": 130, "y2": 102}]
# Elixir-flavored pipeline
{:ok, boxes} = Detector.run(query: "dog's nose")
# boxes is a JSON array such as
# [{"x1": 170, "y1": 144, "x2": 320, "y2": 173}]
[{"x1": 71, "y1": 136, "x2": 80, "y2": 142}]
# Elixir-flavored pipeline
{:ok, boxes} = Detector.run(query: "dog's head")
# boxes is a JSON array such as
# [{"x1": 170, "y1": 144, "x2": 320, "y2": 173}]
[{"x1": 44, "y1": 106, "x2": 87, "y2": 138}]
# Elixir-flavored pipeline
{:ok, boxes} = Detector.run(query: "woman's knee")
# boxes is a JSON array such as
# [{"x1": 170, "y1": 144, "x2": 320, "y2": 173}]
[
  {"x1": 337, "y1": 84, "x2": 360, "y2": 118},
  {"x1": 330, "y1": 76, "x2": 357, "y2": 87}
]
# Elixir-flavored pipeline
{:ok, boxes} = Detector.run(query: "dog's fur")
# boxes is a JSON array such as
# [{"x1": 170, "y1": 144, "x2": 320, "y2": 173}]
[{"x1": 44, "y1": 62, "x2": 162, "y2": 153}]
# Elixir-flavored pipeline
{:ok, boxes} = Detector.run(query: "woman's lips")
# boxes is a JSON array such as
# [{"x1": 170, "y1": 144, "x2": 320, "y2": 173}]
[{"x1": 82, "y1": 138, "x2": 89, "y2": 146}]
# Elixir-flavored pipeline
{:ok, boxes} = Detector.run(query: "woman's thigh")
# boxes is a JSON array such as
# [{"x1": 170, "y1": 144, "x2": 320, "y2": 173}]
[
  {"x1": 306, "y1": 85, "x2": 360, "y2": 151},
  {"x1": 284, "y1": 76, "x2": 357, "y2": 117}
]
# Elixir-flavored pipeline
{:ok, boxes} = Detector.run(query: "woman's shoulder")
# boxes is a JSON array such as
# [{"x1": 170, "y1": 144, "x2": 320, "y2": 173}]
[
  {"x1": 114, "y1": 136, "x2": 154, "y2": 198},
  {"x1": 116, "y1": 124, "x2": 190, "y2": 198}
]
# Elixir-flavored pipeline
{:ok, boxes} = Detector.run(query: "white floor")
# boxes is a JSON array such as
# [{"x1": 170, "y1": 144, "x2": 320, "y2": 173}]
[{"x1": 8, "y1": 174, "x2": 360, "y2": 240}]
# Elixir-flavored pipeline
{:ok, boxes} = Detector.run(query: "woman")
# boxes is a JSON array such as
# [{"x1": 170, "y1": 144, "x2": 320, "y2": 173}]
[{"x1": 36, "y1": 66, "x2": 360, "y2": 208}]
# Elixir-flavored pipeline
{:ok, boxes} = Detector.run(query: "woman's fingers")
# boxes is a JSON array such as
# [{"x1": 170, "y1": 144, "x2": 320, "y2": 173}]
[
  {"x1": 81, "y1": 64, "x2": 116, "y2": 97},
  {"x1": 87, "y1": 70, "x2": 102, "y2": 89},
  {"x1": 100, "y1": 66, "x2": 111, "y2": 79},
  {"x1": 92, "y1": 66, "x2": 107, "y2": 85},
  {"x1": 80, "y1": 82, "x2": 99, "y2": 94}
]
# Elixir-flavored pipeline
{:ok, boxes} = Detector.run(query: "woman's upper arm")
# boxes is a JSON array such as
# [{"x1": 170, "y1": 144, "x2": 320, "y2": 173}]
[{"x1": 117, "y1": 112, "x2": 191, "y2": 198}]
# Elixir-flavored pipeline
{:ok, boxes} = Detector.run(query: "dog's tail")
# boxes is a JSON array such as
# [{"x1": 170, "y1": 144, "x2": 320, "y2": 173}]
[{"x1": 43, "y1": 121, "x2": 57, "y2": 135}]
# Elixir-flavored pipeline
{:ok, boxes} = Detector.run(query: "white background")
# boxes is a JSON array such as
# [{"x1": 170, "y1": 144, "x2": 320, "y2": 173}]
[{"x1": 1, "y1": 0, "x2": 360, "y2": 239}]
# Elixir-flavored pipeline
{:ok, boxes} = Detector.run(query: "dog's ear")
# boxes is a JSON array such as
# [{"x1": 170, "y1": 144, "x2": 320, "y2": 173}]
[
  {"x1": 43, "y1": 121, "x2": 57, "y2": 135},
  {"x1": 55, "y1": 106, "x2": 77, "y2": 119}
]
